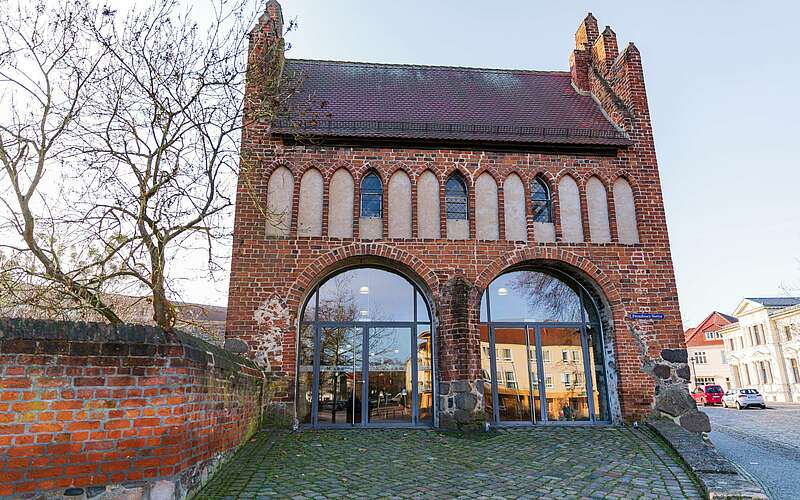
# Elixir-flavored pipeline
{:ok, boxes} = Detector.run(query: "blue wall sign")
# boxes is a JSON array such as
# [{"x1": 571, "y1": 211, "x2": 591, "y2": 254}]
[{"x1": 629, "y1": 313, "x2": 665, "y2": 320}]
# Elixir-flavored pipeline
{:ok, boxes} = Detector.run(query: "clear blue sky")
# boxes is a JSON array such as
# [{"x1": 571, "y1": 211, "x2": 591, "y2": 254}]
[{"x1": 270, "y1": 0, "x2": 800, "y2": 328}]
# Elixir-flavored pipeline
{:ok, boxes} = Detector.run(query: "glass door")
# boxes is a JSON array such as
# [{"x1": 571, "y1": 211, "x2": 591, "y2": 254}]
[
  {"x1": 538, "y1": 326, "x2": 591, "y2": 422},
  {"x1": 317, "y1": 326, "x2": 363, "y2": 426},
  {"x1": 366, "y1": 327, "x2": 413, "y2": 424}
]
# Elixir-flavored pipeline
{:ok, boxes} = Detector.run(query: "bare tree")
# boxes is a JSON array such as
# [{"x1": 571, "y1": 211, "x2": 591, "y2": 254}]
[
  {"x1": 0, "y1": 0, "x2": 124, "y2": 323},
  {"x1": 1, "y1": 0, "x2": 296, "y2": 331}
]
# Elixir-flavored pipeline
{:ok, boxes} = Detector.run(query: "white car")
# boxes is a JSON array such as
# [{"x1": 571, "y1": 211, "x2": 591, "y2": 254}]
[{"x1": 721, "y1": 388, "x2": 766, "y2": 410}]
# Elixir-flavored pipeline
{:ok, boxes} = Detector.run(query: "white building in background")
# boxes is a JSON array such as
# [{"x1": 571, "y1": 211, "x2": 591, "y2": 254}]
[{"x1": 719, "y1": 297, "x2": 800, "y2": 403}]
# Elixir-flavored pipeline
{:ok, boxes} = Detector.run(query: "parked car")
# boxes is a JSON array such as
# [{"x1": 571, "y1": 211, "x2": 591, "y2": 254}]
[
  {"x1": 722, "y1": 388, "x2": 766, "y2": 410},
  {"x1": 691, "y1": 385, "x2": 724, "y2": 406}
]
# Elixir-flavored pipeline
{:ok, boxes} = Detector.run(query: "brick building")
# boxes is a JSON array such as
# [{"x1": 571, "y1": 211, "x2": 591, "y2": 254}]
[
  {"x1": 226, "y1": 1, "x2": 696, "y2": 429},
  {"x1": 684, "y1": 311, "x2": 737, "y2": 390}
]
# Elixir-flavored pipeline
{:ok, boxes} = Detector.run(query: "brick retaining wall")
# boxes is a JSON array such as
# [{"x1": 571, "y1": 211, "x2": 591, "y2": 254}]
[{"x1": 0, "y1": 319, "x2": 264, "y2": 499}]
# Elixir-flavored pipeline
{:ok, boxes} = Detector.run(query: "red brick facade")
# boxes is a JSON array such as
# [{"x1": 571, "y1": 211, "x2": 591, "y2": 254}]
[
  {"x1": 0, "y1": 320, "x2": 263, "y2": 498},
  {"x1": 226, "y1": 7, "x2": 687, "y2": 425}
]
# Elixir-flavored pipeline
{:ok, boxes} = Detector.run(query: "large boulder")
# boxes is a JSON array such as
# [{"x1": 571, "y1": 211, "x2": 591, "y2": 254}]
[
  {"x1": 679, "y1": 411, "x2": 711, "y2": 433},
  {"x1": 654, "y1": 385, "x2": 696, "y2": 417}
]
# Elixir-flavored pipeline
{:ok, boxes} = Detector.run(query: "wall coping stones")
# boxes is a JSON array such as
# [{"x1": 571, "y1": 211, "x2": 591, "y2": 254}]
[
  {"x1": 647, "y1": 419, "x2": 767, "y2": 499},
  {"x1": 0, "y1": 317, "x2": 259, "y2": 374}
]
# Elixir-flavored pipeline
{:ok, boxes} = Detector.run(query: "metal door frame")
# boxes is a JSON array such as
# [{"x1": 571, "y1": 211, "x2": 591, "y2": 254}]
[
  {"x1": 487, "y1": 321, "x2": 604, "y2": 425},
  {"x1": 308, "y1": 321, "x2": 431, "y2": 428}
]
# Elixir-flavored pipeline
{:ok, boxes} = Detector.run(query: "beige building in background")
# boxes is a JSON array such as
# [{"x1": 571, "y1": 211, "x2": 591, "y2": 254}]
[{"x1": 720, "y1": 297, "x2": 800, "y2": 403}]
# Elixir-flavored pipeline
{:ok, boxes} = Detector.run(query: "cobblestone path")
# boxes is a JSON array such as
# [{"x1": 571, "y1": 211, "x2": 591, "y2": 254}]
[{"x1": 195, "y1": 427, "x2": 703, "y2": 499}]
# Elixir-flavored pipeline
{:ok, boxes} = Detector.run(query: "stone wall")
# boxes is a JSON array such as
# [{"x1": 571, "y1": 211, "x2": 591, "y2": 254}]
[{"x1": 0, "y1": 319, "x2": 263, "y2": 499}]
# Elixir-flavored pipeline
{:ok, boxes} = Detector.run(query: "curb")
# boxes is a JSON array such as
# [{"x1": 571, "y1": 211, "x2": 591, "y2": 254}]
[{"x1": 647, "y1": 420, "x2": 767, "y2": 499}]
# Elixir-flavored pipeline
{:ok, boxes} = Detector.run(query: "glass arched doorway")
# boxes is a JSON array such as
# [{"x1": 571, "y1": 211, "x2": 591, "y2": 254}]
[
  {"x1": 480, "y1": 269, "x2": 610, "y2": 424},
  {"x1": 297, "y1": 267, "x2": 434, "y2": 427}
]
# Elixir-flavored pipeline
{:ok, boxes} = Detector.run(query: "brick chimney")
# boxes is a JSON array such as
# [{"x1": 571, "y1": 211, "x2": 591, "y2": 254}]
[
  {"x1": 592, "y1": 26, "x2": 619, "y2": 74},
  {"x1": 245, "y1": 0, "x2": 285, "y2": 122},
  {"x1": 570, "y1": 13, "x2": 598, "y2": 91}
]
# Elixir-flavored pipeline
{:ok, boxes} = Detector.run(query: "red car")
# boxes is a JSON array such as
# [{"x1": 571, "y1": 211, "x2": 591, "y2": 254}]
[{"x1": 691, "y1": 385, "x2": 724, "y2": 405}]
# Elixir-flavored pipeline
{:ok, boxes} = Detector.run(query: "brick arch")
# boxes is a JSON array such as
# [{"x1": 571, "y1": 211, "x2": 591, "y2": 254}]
[
  {"x1": 286, "y1": 243, "x2": 441, "y2": 323},
  {"x1": 473, "y1": 165, "x2": 501, "y2": 184},
  {"x1": 611, "y1": 171, "x2": 642, "y2": 199},
  {"x1": 386, "y1": 162, "x2": 414, "y2": 180},
  {"x1": 473, "y1": 246, "x2": 621, "y2": 307},
  {"x1": 443, "y1": 167, "x2": 473, "y2": 187},
  {"x1": 356, "y1": 166, "x2": 386, "y2": 186},
  {"x1": 554, "y1": 169, "x2": 580, "y2": 184},
  {"x1": 530, "y1": 170, "x2": 556, "y2": 190},
  {"x1": 326, "y1": 160, "x2": 355, "y2": 180}
]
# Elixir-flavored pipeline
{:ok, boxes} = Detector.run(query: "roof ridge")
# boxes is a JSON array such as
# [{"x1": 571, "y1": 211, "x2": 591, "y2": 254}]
[{"x1": 285, "y1": 58, "x2": 570, "y2": 76}]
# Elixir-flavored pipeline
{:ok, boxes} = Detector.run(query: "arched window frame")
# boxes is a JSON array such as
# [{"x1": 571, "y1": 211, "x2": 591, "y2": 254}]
[
  {"x1": 360, "y1": 172, "x2": 383, "y2": 218},
  {"x1": 297, "y1": 266, "x2": 436, "y2": 428},
  {"x1": 478, "y1": 268, "x2": 611, "y2": 425},
  {"x1": 531, "y1": 176, "x2": 552, "y2": 223},
  {"x1": 445, "y1": 173, "x2": 468, "y2": 220}
]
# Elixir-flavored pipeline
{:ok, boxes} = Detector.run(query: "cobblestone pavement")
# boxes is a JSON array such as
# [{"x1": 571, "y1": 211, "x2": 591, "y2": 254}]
[
  {"x1": 705, "y1": 404, "x2": 800, "y2": 499},
  {"x1": 195, "y1": 427, "x2": 703, "y2": 499}
]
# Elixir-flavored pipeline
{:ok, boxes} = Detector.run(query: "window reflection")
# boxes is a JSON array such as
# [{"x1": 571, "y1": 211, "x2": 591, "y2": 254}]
[
  {"x1": 317, "y1": 268, "x2": 414, "y2": 322},
  {"x1": 480, "y1": 270, "x2": 608, "y2": 424},
  {"x1": 298, "y1": 267, "x2": 434, "y2": 427},
  {"x1": 297, "y1": 324, "x2": 315, "y2": 424},
  {"x1": 417, "y1": 326, "x2": 433, "y2": 423},
  {"x1": 493, "y1": 327, "x2": 531, "y2": 422},
  {"x1": 541, "y1": 327, "x2": 590, "y2": 421},
  {"x1": 487, "y1": 271, "x2": 586, "y2": 322}
]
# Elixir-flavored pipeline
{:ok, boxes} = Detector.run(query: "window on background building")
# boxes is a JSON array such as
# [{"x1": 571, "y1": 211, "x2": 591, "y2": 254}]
[
  {"x1": 561, "y1": 373, "x2": 571, "y2": 386},
  {"x1": 501, "y1": 348, "x2": 512, "y2": 361},
  {"x1": 785, "y1": 326, "x2": 793, "y2": 341},
  {"x1": 505, "y1": 371, "x2": 517, "y2": 389},
  {"x1": 758, "y1": 362, "x2": 768, "y2": 384},
  {"x1": 545, "y1": 376, "x2": 553, "y2": 389},
  {"x1": 791, "y1": 359, "x2": 800, "y2": 384},
  {"x1": 766, "y1": 361, "x2": 774, "y2": 384},
  {"x1": 562, "y1": 350, "x2": 569, "y2": 362},
  {"x1": 360, "y1": 172, "x2": 383, "y2": 218},
  {"x1": 531, "y1": 176, "x2": 552, "y2": 223},
  {"x1": 482, "y1": 346, "x2": 490, "y2": 357},
  {"x1": 542, "y1": 350, "x2": 551, "y2": 363},
  {"x1": 721, "y1": 351, "x2": 726, "y2": 364},
  {"x1": 705, "y1": 332, "x2": 714, "y2": 341},
  {"x1": 694, "y1": 351, "x2": 707, "y2": 364},
  {"x1": 445, "y1": 174, "x2": 468, "y2": 220},
  {"x1": 744, "y1": 365, "x2": 752, "y2": 385},
  {"x1": 572, "y1": 350, "x2": 580, "y2": 362},
  {"x1": 696, "y1": 377, "x2": 715, "y2": 385}
]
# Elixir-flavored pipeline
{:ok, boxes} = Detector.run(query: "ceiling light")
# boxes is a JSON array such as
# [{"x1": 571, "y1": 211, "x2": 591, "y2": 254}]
[
  {"x1": 497, "y1": 287, "x2": 508, "y2": 296},
  {"x1": 360, "y1": 310, "x2": 368, "y2": 317},
  {"x1": 359, "y1": 286, "x2": 370, "y2": 295}
]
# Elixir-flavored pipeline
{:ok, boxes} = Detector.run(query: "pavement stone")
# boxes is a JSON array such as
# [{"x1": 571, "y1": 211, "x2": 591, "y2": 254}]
[{"x1": 195, "y1": 427, "x2": 703, "y2": 499}]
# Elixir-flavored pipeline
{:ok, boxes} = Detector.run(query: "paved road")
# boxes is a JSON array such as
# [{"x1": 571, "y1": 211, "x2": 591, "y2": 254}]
[
  {"x1": 704, "y1": 404, "x2": 800, "y2": 500},
  {"x1": 197, "y1": 427, "x2": 702, "y2": 498}
]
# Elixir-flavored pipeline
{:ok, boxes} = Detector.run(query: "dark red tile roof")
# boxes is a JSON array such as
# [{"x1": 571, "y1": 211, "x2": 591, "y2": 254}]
[{"x1": 273, "y1": 59, "x2": 631, "y2": 147}]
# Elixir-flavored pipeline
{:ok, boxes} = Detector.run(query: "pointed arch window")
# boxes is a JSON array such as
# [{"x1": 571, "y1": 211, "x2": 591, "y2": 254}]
[
  {"x1": 445, "y1": 174, "x2": 468, "y2": 220},
  {"x1": 531, "y1": 176, "x2": 552, "y2": 223},
  {"x1": 360, "y1": 172, "x2": 383, "y2": 218}
]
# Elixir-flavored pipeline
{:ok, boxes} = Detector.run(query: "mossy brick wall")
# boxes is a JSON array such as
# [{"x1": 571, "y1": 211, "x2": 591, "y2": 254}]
[{"x1": 0, "y1": 319, "x2": 263, "y2": 498}]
